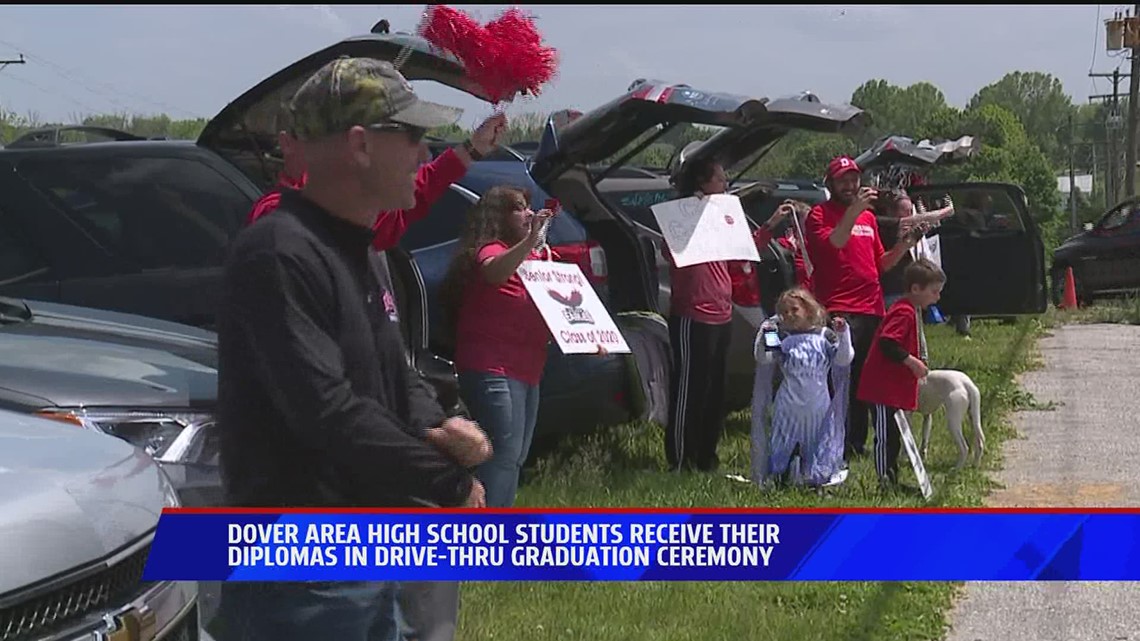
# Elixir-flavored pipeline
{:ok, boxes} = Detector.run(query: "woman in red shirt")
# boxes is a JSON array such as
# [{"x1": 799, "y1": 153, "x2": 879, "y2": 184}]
[
  {"x1": 439, "y1": 186, "x2": 556, "y2": 508},
  {"x1": 753, "y1": 199, "x2": 813, "y2": 293},
  {"x1": 663, "y1": 157, "x2": 733, "y2": 472}
]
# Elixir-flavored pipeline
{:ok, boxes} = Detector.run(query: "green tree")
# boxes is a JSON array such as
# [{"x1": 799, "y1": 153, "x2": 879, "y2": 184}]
[
  {"x1": 967, "y1": 71, "x2": 1075, "y2": 168},
  {"x1": 850, "y1": 79, "x2": 950, "y2": 145},
  {"x1": 933, "y1": 103, "x2": 1060, "y2": 218}
]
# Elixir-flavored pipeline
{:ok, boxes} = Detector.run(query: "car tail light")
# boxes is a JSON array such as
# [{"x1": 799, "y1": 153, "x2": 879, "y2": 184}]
[
  {"x1": 729, "y1": 261, "x2": 762, "y2": 307},
  {"x1": 554, "y1": 240, "x2": 608, "y2": 284}
]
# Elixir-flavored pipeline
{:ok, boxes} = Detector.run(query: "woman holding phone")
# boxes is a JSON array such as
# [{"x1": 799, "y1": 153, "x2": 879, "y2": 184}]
[{"x1": 439, "y1": 187, "x2": 560, "y2": 508}]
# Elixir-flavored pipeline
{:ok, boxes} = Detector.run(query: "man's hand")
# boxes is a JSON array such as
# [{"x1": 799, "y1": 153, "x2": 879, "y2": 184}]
[
  {"x1": 425, "y1": 417, "x2": 492, "y2": 468},
  {"x1": 470, "y1": 113, "x2": 507, "y2": 156},
  {"x1": 830, "y1": 316, "x2": 847, "y2": 333},
  {"x1": 464, "y1": 479, "x2": 486, "y2": 508},
  {"x1": 853, "y1": 186, "x2": 878, "y2": 213}
]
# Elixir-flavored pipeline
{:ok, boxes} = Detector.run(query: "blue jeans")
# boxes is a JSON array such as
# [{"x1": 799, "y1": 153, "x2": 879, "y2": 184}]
[
  {"x1": 458, "y1": 371, "x2": 541, "y2": 508},
  {"x1": 218, "y1": 581, "x2": 399, "y2": 641}
]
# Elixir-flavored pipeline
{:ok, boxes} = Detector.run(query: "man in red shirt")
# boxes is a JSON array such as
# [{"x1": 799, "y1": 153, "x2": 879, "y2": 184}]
[
  {"x1": 857, "y1": 258, "x2": 944, "y2": 486},
  {"x1": 248, "y1": 110, "x2": 507, "y2": 252},
  {"x1": 804, "y1": 156, "x2": 923, "y2": 459}
]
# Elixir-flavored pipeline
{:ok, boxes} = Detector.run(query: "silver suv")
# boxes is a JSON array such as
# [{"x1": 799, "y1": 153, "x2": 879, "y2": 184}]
[{"x1": 0, "y1": 408, "x2": 200, "y2": 641}]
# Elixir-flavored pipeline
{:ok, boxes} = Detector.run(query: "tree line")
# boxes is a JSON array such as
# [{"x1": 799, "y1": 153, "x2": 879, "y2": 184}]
[{"x1": 1, "y1": 70, "x2": 1121, "y2": 250}]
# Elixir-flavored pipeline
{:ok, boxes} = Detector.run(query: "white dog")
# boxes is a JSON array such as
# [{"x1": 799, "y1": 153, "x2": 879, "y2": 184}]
[{"x1": 916, "y1": 369, "x2": 985, "y2": 469}]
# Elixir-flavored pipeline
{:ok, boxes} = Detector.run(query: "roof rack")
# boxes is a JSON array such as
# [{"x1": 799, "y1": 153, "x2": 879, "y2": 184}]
[{"x1": 6, "y1": 125, "x2": 145, "y2": 149}]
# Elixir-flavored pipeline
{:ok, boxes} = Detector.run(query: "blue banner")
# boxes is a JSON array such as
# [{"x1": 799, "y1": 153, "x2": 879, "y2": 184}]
[{"x1": 142, "y1": 509, "x2": 1140, "y2": 582}]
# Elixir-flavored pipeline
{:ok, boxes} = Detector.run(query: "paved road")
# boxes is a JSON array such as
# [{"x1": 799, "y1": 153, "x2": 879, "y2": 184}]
[{"x1": 946, "y1": 324, "x2": 1140, "y2": 641}]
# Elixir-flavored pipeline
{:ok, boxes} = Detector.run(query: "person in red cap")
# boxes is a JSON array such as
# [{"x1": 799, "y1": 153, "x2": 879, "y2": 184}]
[
  {"x1": 247, "y1": 108, "x2": 507, "y2": 252},
  {"x1": 803, "y1": 155, "x2": 925, "y2": 459}
]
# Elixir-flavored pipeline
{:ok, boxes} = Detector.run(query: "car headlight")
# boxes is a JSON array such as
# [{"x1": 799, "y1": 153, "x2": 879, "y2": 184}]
[{"x1": 35, "y1": 409, "x2": 215, "y2": 464}]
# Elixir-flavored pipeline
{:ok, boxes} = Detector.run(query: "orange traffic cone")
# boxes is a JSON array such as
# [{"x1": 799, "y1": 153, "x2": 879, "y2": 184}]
[{"x1": 1059, "y1": 266, "x2": 1078, "y2": 310}]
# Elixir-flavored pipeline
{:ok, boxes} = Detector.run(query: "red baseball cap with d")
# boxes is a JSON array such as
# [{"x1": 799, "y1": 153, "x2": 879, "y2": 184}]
[{"x1": 826, "y1": 156, "x2": 861, "y2": 181}]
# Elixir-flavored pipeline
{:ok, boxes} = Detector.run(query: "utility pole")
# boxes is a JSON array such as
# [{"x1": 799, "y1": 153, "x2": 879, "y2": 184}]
[
  {"x1": 1089, "y1": 11, "x2": 1135, "y2": 201},
  {"x1": 1089, "y1": 69, "x2": 1126, "y2": 206},
  {"x1": 1128, "y1": 5, "x2": 1140, "y2": 198},
  {"x1": 1069, "y1": 112, "x2": 1079, "y2": 233},
  {"x1": 0, "y1": 53, "x2": 24, "y2": 73}
]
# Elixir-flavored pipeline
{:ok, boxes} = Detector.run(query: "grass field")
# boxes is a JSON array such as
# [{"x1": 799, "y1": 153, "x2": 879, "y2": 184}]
[
  {"x1": 1048, "y1": 295, "x2": 1140, "y2": 326},
  {"x1": 457, "y1": 317, "x2": 1046, "y2": 641}
]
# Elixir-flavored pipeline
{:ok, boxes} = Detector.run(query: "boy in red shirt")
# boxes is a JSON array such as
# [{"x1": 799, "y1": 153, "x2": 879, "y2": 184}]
[
  {"x1": 856, "y1": 258, "x2": 945, "y2": 486},
  {"x1": 804, "y1": 156, "x2": 923, "y2": 460}
]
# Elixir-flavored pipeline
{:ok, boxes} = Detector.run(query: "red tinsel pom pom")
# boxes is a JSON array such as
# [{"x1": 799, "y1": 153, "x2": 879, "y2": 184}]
[{"x1": 419, "y1": 5, "x2": 559, "y2": 104}]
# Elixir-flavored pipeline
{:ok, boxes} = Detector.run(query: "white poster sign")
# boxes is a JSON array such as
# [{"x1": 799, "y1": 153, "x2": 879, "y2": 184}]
[
  {"x1": 911, "y1": 233, "x2": 943, "y2": 270},
  {"x1": 650, "y1": 194, "x2": 762, "y2": 268},
  {"x1": 896, "y1": 410, "x2": 934, "y2": 500},
  {"x1": 517, "y1": 260, "x2": 632, "y2": 355}
]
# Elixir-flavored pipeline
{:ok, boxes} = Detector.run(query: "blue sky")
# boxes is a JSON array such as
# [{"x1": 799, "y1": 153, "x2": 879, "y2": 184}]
[{"x1": 0, "y1": 4, "x2": 1127, "y2": 129}]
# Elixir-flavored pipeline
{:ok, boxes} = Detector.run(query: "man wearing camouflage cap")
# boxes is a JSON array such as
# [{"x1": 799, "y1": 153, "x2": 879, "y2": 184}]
[{"x1": 215, "y1": 57, "x2": 490, "y2": 641}]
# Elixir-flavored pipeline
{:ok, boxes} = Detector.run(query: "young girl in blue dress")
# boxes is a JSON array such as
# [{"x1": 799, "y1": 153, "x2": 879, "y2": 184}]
[{"x1": 751, "y1": 288, "x2": 854, "y2": 487}]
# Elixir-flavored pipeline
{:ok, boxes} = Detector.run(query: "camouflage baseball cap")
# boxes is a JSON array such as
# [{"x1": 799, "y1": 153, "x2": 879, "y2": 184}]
[{"x1": 287, "y1": 57, "x2": 463, "y2": 140}]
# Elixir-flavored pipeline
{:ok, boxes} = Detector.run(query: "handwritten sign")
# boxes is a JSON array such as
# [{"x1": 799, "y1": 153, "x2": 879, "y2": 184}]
[
  {"x1": 517, "y1": 261, "x2": 631, "y2": 355},
  {"x1": 650, "y1": 194, "x2": 761, "y2": 268}
]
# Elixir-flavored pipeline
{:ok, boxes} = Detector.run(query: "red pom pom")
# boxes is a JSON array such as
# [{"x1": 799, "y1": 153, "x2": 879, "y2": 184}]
[{"x1": 419, "y1": 5, "x2": 558, "y2": 104}]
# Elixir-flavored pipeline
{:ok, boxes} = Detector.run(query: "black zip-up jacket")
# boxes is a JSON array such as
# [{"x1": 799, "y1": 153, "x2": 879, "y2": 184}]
[{"x1": 216, "y1": 190, "x2": 473, "y2": 508}]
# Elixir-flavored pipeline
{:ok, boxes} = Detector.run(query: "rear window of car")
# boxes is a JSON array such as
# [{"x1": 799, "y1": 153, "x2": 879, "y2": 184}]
[{"x1": 16, "y1": 154, "x2": 251, "y2": 270}]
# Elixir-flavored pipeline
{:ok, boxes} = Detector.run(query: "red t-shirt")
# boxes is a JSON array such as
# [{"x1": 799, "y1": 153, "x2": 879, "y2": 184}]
[
  {"x1": 245, "y1": 147, "x2": 468, "y2": 252},
  {"x1": 857, "y1": 298, "x2": 922, "y2": 411},
  {"x1": 753, "y1": 226, "x2": 812, "y2": 292},
  {"x1": 662, "y1": 245, "x2": 732, "y2": 325},
  {"x1": 804, "y1": 200, "x2": 885, "y2": 317},
  {"x1": 453, "y1": 242, "x2": 551, "y2": 386}
]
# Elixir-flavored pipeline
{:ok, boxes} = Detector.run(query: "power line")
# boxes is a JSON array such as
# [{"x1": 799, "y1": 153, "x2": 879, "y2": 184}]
[
  {"x1": 1, "y1": 72, "x2": 102, "y2": 117},
  {"x1": 1091, "y1": 4, "x2": 1103, "y2": 95},
  {"x1": 0, "y1": 37, "x2": 197, "y2": 117}
]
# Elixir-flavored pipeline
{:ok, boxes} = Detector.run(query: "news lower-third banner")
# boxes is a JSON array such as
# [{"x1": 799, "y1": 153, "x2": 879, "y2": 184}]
[{"x1": 142, "y1": 509, "x2": 1140, "y2": 582}]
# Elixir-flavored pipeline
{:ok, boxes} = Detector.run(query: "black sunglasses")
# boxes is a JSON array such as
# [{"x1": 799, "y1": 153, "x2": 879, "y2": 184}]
[{"x1": 367, "y1": 122, "x2": 427, "y2": 144}]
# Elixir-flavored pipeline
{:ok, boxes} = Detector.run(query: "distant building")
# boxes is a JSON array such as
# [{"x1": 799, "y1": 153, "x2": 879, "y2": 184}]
[{"x1": 1057, "y1": 174, "x2": 1094, "y2": 194}]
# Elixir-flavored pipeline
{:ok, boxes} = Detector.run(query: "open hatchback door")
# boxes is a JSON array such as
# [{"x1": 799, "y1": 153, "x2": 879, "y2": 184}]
[
  {"x1": 855, "y1": 134, "x2": 979, "y2": 172},
  {"x1": 676, "y1": 92, "x2": 870, "y2": 180},
  {"x1": 198, "y1": 32, "x2": 498, "y2": 190},
  {"x1": 906, "y1": 182, "x2": 1048, "y2": 316}
]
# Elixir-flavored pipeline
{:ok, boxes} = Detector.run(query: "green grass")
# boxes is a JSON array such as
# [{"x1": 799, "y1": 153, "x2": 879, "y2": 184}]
[
  {"x1": 1047, "y1": 295, "x2": 1140, "y2": 327},
  {"x1": 457, "y1": 317, "x2": 1046, "y2": 641}
]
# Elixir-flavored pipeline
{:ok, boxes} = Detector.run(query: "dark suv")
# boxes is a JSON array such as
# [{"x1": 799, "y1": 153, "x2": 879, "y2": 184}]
[{"x1": 1052, "y1": 196, "x2": 1140, "y2": 305}]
